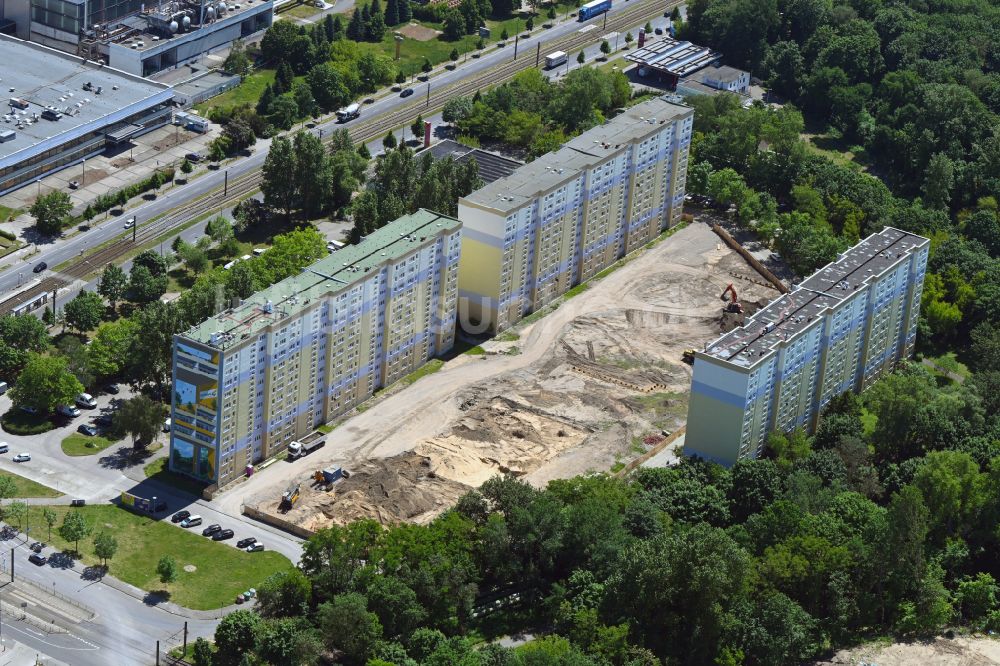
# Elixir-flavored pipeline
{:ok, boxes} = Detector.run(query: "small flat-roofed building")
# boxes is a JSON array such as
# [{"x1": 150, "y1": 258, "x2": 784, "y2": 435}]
[
  {"x1": 684, "y1": 227, "x2": 930, "y2": 467},
  {"x1": 424, "y1": 139, "x2": 522, "y2": 185},
  {"x1": 626, "y1": 38, "x2": 721, "y2": 88},
  {"x1": 0, "y1": 34, "x2": 173, "y2": 195}
]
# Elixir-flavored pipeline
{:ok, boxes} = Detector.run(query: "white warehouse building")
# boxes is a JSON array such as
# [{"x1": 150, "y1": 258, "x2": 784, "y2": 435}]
[{"x1": 684, "y1": 227, "x2": 929, "y2": 467}]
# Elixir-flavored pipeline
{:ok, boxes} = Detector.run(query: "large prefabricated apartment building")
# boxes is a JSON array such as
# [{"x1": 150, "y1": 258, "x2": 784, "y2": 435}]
[
  {"x1": 684, "y1": 227, "x2": 929, "y2": 467},
  {"x1": 169, "y1": 210, "x2": 461, "y2": 486},
  {"x1": 457, "y1": 96, "x2": 693, "y2": 333}
]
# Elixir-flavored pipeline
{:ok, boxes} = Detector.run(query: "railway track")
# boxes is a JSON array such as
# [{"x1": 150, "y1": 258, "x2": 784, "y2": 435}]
[{"x1": 0, "y1": 0, "x2": 674, "y2": 315}]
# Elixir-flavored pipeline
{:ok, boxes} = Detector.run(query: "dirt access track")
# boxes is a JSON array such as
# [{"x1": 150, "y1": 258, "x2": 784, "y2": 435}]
[{"x1": 218, "y1": 221, "x2": 780, "y2": 528}]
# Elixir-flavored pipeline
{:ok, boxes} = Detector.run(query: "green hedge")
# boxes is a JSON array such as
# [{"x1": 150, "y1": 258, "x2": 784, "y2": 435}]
[
  {"x1": 83, "y1": 167, "x2": 177, "y2": 220},
  {"x1": 1, "y1": 408, "x2": 55, "y2": 435},
  {"x1": 0, "y1": 229, "x2": 16, "y2": 242}
]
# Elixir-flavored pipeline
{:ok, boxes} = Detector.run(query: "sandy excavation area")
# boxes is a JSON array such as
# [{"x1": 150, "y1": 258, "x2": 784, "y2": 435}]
[
  {"x1": 231, "y1": 221, "x2": 780, "y2": 528},
  {"x1": 814, "y1": 636, "x2": 1000, "y2": 665}
]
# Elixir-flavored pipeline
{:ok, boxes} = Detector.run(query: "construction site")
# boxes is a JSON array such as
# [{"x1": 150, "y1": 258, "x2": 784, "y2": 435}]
[{"x1": 228, "y1": 219, "x2": 783, "y2": 530}]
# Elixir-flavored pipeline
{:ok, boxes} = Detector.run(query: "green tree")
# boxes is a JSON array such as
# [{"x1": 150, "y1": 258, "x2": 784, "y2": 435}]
[
  {"x1": 126, "y1": 301, "x2": 182, "y2": 392},
  {"x1": 127, "y1": 264, "x2": 167, "y2": 303},
  {"x1": 62, "y1": 291, "x2": 104, "y2": 333},
  {"x1": 922, "y1": 152, "x2": 954, "y2": 210},
  {"x1": 600, "y1": 40, "x2": 611, "y2": 56},
  {"x1": 262, "y1": 135, "x2": 297, "y2": 218},
  {"x1": 913, "y1": 451, "x2": 987, "y2": 540},
  {"x1": 307, "y1": 63, "x2": 351, "y2": 113},
  {"x1": 5, "y1": 501, "x2": 26, "y2": 531},
  {"x1": 223, "y1": 38, "x2": 252, "y2": 76},
  {"x1": 11, "y1": 353, "x2": 83, "y2": 414},
  {"x1": 317, "y1": 593, "x2": 383, "y2": 665},
  {"x1": 42, "y1": 507, "x2": 57, "y2": 541},
  {"x1": 157, "y1": 555, "x2": 177, "y2": 585},
  {"x1": 114, "y1": 395, "x2": 167, "y2": 450},
  {"x1": 422, "y1": 57, "x2": 433, "y2": 74},
  {"x1": 625, "y1": 31, "x2": 633, "y2": 45},
  {"x1": 93, "y1": 531, "x2": 118, "y2": 568},
  {"x1": 257, "y1": 569, "x2": 312, "y2": 618},
  {"x1": 214, "y1": 609, "x2": 262, "y2": 666},
  {"x1": 411, "y1": 114, "x2": 425, "y2": 141},
  {"x1": 30, "y1": 191, "x2": 72, "y2": 235},
  {"x1": 192, "y1": 637, "x2": 214, "y2": 666},
  {"x1": 577, "y1": 50, "x2": 585, "y2": 64},
  {"x1": 97, "y1": 264, "x2": 128, "y2": 310},
  {"x1": 383, "y1": 130, "x2": 398, "y2": 151},
  {"x1": 180, "y1": 158, "x2": 193, "y2": 175},
  {"x1": 59, "y1": 511, "x2": 92, "y2": 555}
]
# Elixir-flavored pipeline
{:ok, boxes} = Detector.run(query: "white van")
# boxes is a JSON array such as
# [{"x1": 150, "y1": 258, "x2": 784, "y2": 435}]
[
  {"x1": 180, "y1": 515, "x2": 202, "y2": 528},
  {"x1": 0, "y1": 382, "x2": 8, "y2": 395}
]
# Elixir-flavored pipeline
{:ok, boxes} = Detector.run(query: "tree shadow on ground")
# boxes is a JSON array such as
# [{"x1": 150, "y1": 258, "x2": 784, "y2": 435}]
[
  {"x1": 46, "y1": 551, "x2": 76, "y2": 570},
  {"x1": 81, "y1": 565, "x2": 106, "y2": 581},
  {"x1": 143, "y1": 590, "x2": 170, "y2": 606}
]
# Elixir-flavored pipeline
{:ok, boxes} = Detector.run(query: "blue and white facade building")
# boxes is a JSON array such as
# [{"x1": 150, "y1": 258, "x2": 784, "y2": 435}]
[
  {"x1": 456, "y1": 96, "x2": 693, "y2": 332},
  {"x1": 170, "y1": 210, "x2": 461, "y2": 486},
  {"x1": 684, "y1": 227, "x2": 929, "y2": 466}
]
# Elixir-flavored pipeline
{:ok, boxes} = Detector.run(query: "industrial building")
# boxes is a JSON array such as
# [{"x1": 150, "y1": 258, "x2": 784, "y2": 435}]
[
  {"x1": 169, "y1": 210, "x2": 462, "y2": 486},
  {"x1": 1, "y1": 0, "x2": 271, "y2": 76},
  {"x1": 0, "y1": 34, "x2": 173, "y2": 196},
  {"x1": 457, "y1": 96, "x2": 693, "y2": 332},
  {"x1": 684, "y1": 227, "x2": 929, "y2": 467}
]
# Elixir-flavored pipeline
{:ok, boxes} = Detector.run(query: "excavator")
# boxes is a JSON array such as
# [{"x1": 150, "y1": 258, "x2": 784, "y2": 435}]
[{"x1": 720, "y1": 283, "x2": 744, "y2": 314}]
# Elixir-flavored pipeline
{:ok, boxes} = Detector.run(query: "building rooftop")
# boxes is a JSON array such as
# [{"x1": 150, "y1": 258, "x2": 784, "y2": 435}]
[
  {"x1": 105, "y1": 1, "x2": 271, "y2": 52},
  {"x1": 625, "y1": 38, "x2": 721, "y2": 77},
  {"x1": 697, "y1": 65, "x2": 747, "y2": 84},
  {"x1": 183, "y1": 209, "x2": 461, "y2": 348},
  {"x1": 702, "y1": 227, "x2": 929, "y2": 367},
  {"x1": 463, "y1": 97, "x2": 693, "y2": 214},
  {"x1": 0, "y1": 35, "x2": 171, "y2": 166},
  {"x1": 424, "y1": 139, "x2": 523, "y2": 184}
]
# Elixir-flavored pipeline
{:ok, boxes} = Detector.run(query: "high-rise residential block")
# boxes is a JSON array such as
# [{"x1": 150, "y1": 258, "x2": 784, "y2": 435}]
[
  {"x1": 169, "y1": 210, "x2": 461, "y2": 486},
  {"x1": 457, "y1": 96, "x2": 693, "y2": 332},
  {"x1": 684, "y1": 227, "x2": 929, "y2": 467}
]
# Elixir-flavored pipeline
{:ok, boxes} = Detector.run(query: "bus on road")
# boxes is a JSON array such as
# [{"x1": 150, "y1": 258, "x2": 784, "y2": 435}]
[{"x1": 579, "y1": 0, "x2": 611, "y2": 20}]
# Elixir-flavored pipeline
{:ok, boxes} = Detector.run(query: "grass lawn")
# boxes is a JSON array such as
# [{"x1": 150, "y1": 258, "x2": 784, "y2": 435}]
[
  {"x1": 401, "y1": 358, "x2": 444, "y2": 385},
  {"x1": 194, "y1": 69, "x2": 276, "y2": 116},
  {"x1": 923, "y1": 351, "x2": 970, "y2": 380},
  {"x1": 0, "y1": 205, "x2": 19, "y2": 223},
  {"x1": 61, "y1": 433, "x2": 118, "y2": 457},
  {"x1": 0, "y1": 471, "x2": 61, "y2": 498},
  {"x1": 25, "y1": 505, "x2": 292, "y2": 610},
  {"x1": 278, "y1": 0, "x2": 322, "y2": 18},
  {"x1": 144, "y1": 457, "x2": 209, "y2": 497}
]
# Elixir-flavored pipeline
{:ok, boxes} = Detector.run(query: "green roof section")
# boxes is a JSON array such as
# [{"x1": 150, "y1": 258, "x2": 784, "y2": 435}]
[{"x1": 181, "y1": 209, "x2": 462, "y2": 348}]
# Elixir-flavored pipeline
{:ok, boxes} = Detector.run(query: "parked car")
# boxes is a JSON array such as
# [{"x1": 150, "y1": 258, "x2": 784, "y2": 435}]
[
  {"x1": 75, "y1": 393, "x2": 97, "y2": 408},
  {"x1": 0, "y1": 443, "x2": 8, "y2": 454},
  {"x1": 163, "y1": 418, "x2": 171, "y2": 432},
  {"x1": 104, "y1": 384, "x2": 120, "y2": 395},
  {"x1": 185, "y1": 152, "x2": 203, "y2": 162},
  {"x1": 246, "y1": 543, "x2": 264, "y2": 552},
  {"x1": 212, "y1": 529, "x2": 234, "y2": 541},
  {"x1": 235, "y1": 594, "x2": 245, "y2": 604},
  {"x1": 33, "y1": 262, "x2": 47, "y2": 273},
  {"x1": 28, "y1": 553, "x2": 47, "y2": 566},
  {"x1": 180, "y1": 516, "x2": 203, "y2": 528},
  {"x1": 29, "y1": 542, "x2": 43, "y2": 553},
  {"x1": 400, "y1": 87, "x2": 414, "y2": 98},
  {"x1": 57, "y1": 405, "x2": 81, "y2": 418},
  {"x1": 236, "y1": 537, "x2": 257, "y2": 549},
  {"x1": 77, "y1": 424, "x2": 98, "y2": 436},
  {"x1": 202, "y1": 524, "x2": 221, "y2": 537},
  {"x1": 95, "y1": 414, "x2": 113, "y2": 427},
  {"x1": 13, "y1": 453, "x2": 30, "y2": 463},
  {"x1": 654, "y1": 26, "x2": 663, "y2": 34},
  {"x1": 171, "y1": 510, "x2": 190, "y2": 523}
]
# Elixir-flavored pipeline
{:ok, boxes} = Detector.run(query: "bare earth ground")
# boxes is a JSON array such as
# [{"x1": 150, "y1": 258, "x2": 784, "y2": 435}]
[
  {"x1": 815, "y1": 636, "x2": 1000, "y2": 665},
  {"x1": 399, "y1": 22, "x2": 441, "y2": 41},
  {"x1": 220, "y1": 221, "x2": 779, "y2": 527}
]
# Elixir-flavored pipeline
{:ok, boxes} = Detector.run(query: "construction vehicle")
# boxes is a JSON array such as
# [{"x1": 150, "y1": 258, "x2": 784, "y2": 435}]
[
  {"x1": 720, "y1": 283, "x2": 744, "y2": 314},
  {"x1": 313, "y1": 467, "x2": 350, "y2": 491},
  {"x1": 682, "y1": 349, "x2": 695, "y2": 364},
  {"x1": 279, "y1": 483, "x2": 300, "y2": 512},
  {"x1": 288, "y1": 432, "x2": 326, "y2": 459}
]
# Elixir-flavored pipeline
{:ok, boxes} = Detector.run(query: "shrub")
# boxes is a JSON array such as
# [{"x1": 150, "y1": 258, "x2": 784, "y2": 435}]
[{"x1": 1, "y1": 408, "x2": 55, "y2": 435}]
